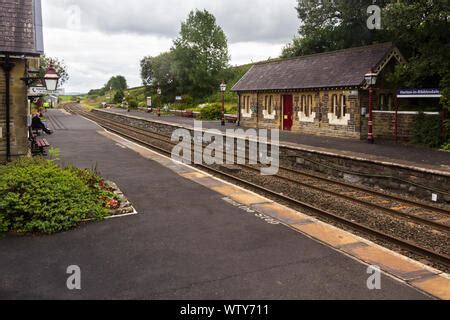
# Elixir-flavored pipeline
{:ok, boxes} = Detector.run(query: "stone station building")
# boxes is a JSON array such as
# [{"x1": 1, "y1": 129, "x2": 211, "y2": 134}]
[
  {"x1": 0, "y1": 0, "x2": 44, "y2": 163},
  {"x1": 232, "y1": 42, "x2": 410, "y2": 140}
]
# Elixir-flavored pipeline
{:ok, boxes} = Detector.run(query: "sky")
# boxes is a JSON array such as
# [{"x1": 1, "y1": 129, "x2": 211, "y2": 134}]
[{"x1": 42, "y1": 0, "x2": 300, "y2": 93}]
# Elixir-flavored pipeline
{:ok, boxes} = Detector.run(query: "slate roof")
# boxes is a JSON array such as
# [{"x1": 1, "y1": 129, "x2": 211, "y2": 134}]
[
  {"x1": 232, "y1": 42, "x2": 398, "y2": 92},
  {"x1": 0, "y1": 0, "x2": 43, "y2": 55}
]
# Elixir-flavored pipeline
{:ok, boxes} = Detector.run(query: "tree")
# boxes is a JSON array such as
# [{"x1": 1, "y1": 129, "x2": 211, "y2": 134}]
[
  {"x1": 113, "y1": 90, "x2": 125, "y2": 104},
  {"x1": 39, "y1": 56, "x2": 70, "y2": 86},
  {"x1": 172, "y1": 9, "x2": 230, "y2": 98},
  {"x1": 282, "y1": 0, "x2": 390, "y2": 57},
  {"x1": 105, "y1": 75, "x2": 128, "y2": 91},
  {"x1": 140, "y1": 51, "x2": 178, "y2": 100},
  {"x1": 383, "y1": 1, "x2": 450, "y2": 96}
]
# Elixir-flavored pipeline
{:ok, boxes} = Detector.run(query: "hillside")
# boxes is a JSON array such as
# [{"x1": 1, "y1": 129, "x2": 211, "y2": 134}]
[{"x1": 78, "y1": 63, "x2": 254, "y2": 113}]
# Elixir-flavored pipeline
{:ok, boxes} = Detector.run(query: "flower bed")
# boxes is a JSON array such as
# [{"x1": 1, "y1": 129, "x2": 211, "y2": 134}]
[{"x1": 0, "y1": 158, "x2": 134, "y2": 235}]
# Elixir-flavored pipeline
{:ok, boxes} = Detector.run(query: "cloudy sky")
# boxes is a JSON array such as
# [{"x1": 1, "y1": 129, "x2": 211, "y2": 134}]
[{"x1": 42, "y1": 0, "x2": 299, "y2": 93}]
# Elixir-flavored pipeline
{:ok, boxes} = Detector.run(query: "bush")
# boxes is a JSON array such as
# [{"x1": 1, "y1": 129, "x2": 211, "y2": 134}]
[
  {"x1": 412, "y1": 113, "x2": 445, "y2": 148},
  {"x1": 128, "y1": 99, "x2": 138, "y2": 109},
  {"x1": 0, "y1": 158, "x2": 108, "y2": 234},
  {"x1": 197, "y1": 103, "x2": 222, "y2": 120},
  {"x1": 113, "y1": 90, "x2": 125, "y2": 104}
]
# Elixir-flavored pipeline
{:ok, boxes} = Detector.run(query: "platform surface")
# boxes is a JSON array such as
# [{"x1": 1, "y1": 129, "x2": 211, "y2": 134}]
[
  {"x1": 0, "y1": 109, "x2": 432, "y2": 300},
  {"x1": 102, "y1": 108, "x2": 450, "y2": 174}
]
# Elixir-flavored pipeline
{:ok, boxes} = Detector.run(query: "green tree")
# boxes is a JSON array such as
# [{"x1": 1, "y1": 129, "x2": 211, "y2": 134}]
[
  {"x1": 113, "y1": 90, "x2": 125, "y2": 104},
  {"x1": 140, "y1": 51, "x2": 178, "y2": 101},
  {"x1": 106, "y1": 75, "x2": 128, "y2": 91},
  {"x1": 172, "y1": 9, "x2": 230, "y2": 98},
  {"x1": 383, "y1": 0, "x2": 450, "y2": 102},
  {"x1": 39, "y1": 56, "x2": 70, "y2": 86},
  {"x1": 282, "y1": 0, "x2": 390, "y2": 57}
]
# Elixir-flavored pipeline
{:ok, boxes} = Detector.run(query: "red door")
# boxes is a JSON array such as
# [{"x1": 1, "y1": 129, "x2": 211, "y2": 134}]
[{"x1": 283, "y1": 95, "x2": 294, "y2": 131}]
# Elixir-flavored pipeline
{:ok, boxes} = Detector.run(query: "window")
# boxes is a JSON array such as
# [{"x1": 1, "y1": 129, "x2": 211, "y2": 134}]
[
  {"x1": 264, "y1": 95, "x2": 273, "y2": 114},
  {"x1": 242, "y1": 95, "x2": 251, "y2": 114},
  {"x1": 340, "y1": 94, "x2": 347, "y2": 118},
  {"x1": 332, "y1": 94, "x2": 339, "y2": 118},
  {"x1": 268, "y1": 95, "x2": 272, "y2": 114},
  {"x1": 378, "y1": 94, "x2": 386, "y2": 111},
  {"x1": 301, "y1": 95, "x2": 307, "y2": 114},
  {"x1": 388, "y1": 94, "x2": 394, "y2": 111},
  {"x1": 306, "y1": 95, "x2": 313, "y2": 117}
]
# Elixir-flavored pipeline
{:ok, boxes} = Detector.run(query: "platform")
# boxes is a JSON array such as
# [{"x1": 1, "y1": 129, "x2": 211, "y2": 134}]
[
  {"x1": 102, "y1": 108, "x2": 450, "y2": 174},
  {"x1": 0, "y1": 109, "x2": 442, "y2": 299}
]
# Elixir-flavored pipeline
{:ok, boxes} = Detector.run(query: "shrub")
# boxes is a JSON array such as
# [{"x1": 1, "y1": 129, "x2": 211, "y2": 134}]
[
  {"x1": 197, "y1": 103, "x2": 222, "y2": 120},
  {"x1": 412, "y1": 113, "x2": 445, "y2": 148},
  {"x1": 113, "y1": 90, "x2": 125, "y2": 104},
  {"x1": 0, "y1": 158, "x2": 108, "y2": 234},
  {"x1": 128, "y1": 99, "x2": 138, "y2": 109}
]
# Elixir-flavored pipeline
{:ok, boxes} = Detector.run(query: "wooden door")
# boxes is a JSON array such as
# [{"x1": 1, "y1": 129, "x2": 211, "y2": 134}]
[{"x1": 283, "y1": 95, "x2": 294, "y2": 131}]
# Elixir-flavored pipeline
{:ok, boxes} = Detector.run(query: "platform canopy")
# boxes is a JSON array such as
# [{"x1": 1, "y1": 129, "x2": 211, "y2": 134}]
[{"x1": 0, "y1": 0, "x2": 44, "y2": 56}]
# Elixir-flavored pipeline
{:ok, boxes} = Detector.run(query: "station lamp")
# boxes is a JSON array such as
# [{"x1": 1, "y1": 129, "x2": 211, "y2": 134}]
[
  {"x1": 364, "y1": 71, "x2": 378, "y2": 144},
  {"x1": 220, "y1": 81, "x2": 227, "y2": 126},
  {"x1": 157, "y1": 87, "x2": 162, "y2": 117},
  {"x1": 43, "y1": 62, "x2": 60, "y2": 91}
]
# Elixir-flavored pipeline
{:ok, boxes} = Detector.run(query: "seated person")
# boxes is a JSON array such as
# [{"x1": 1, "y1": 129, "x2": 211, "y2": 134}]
[{"x1": 32, "y1": 113, "x2": 53, "y2": 135}]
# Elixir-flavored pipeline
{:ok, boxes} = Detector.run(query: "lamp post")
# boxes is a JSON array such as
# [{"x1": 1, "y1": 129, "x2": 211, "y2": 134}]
[
  {"x1": 365, "y1": 71, "x2": 377, "y2": 144},
  {"x1": 157, "y1": 87, "x2": 162, "y2": 117},
  {"x1": 220, "y1": 81, "x2": 227, "y2": 126}
]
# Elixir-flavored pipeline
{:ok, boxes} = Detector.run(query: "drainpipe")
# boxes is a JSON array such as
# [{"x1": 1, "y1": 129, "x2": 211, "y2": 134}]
[
  {"x1": 1, "y1": 54, "x2": 15, "y2": 162},
  {"x1": 237, "y1": 92, "x2": 241, "y2": 127},
  {"x1": 256, "y1": 92, "x2": 259, "y2": 129},
  {"x1": 395, "y1": 93, "x2": 399, "y2": 143}
]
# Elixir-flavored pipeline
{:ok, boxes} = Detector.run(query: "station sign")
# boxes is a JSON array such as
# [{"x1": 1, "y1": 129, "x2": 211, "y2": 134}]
[
  {"x1": 28, "y1": 86, "x2": 64, "y2": 97},
  {"x1": 175, "y1": 96, "x2": 182, "y2": 101},
  {"x1": 397, "y1": 88, "x2": 441, "y2": 99}
]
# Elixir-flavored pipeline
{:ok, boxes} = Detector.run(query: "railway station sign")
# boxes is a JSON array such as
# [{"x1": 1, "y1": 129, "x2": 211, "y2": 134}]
[
  {"x1": 28, "y1": 86, "x2": 63, "y2": 97},
  {"x1": 397, "y1": 88, "x2": 441, "y2": 99}
]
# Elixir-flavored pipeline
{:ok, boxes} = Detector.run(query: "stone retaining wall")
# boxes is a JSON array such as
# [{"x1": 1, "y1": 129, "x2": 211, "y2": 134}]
[{"x1": 92, "y1": 109, "x2": 450, "y2": 203}]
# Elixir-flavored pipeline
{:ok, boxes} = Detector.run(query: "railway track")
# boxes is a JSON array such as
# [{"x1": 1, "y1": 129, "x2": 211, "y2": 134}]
[{"x1": 64, "y1": 104, "x2": 450, "y2": 269}]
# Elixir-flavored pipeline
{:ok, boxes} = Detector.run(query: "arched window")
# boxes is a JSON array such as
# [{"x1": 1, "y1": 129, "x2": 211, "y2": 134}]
[
  {"x1": 388, "y1": 94, "x2": 394, "y2": 111},
  {"x1": 306, "y1": 95, "x2": 313, "y2": 117},
  {"x1": 332, "y1": 94, "x2": 339, "y2": 118},
  {"x1": 301, "y1": 95, "x2": 307, "y2": 114},
  {"x1": 379, "y1": 94, "x2": 386, "y2": 111},
  {"x1": 268, "y1": 95, "x2": 273, "y2": 114},
  {"x1": 243, "y1": 95, "x2": 250, "y2": 114},
  {"x1": 340, "y1": 94, "x2": 347, "y2": 118}
]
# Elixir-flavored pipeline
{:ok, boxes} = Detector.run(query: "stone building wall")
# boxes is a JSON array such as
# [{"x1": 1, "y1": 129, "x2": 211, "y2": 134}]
[
  {"x1": 239, "y1": 89, "x2": 362, "y2": 139},
  {"x1": 0, "y1": 58, "x2": 30, "y2": 163}
]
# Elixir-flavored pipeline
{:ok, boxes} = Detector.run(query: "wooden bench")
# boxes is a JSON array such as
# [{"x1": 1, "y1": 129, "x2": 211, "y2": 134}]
[
  {"x1": 225, "y1": 115, "x2": 238, "y2": 124},
  {"x1": 29, "y1": 128, "x2": 51, "y2": 156}
]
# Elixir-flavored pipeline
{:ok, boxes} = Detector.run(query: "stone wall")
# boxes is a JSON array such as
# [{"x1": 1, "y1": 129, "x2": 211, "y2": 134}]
[
  {"x1": 369, "y1": 111, "x2": 437, "y2": 141},
  {"x1": 238, "y1": 89, "x2": 362, "y2": 139},
  {"x1": 92, "y1": 108, "x2": 450, "y2": 203},
  {"x1": 0, "y1": 58, "x2": 30, "y2": 163}
]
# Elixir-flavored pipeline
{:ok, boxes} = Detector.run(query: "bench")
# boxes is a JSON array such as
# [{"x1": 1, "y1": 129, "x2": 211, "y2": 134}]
[
  {"x1": 29, "y1": 128, "x2": 51, "y2": 156},
  {"x1": 225, "y1": 115, "x2": 238, "y2": 124}
]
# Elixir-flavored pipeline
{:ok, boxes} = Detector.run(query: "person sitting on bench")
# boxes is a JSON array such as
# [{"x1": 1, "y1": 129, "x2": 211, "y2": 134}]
[{"x1": 32, "y1": 113, "x2": 53, "y2": 135}]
